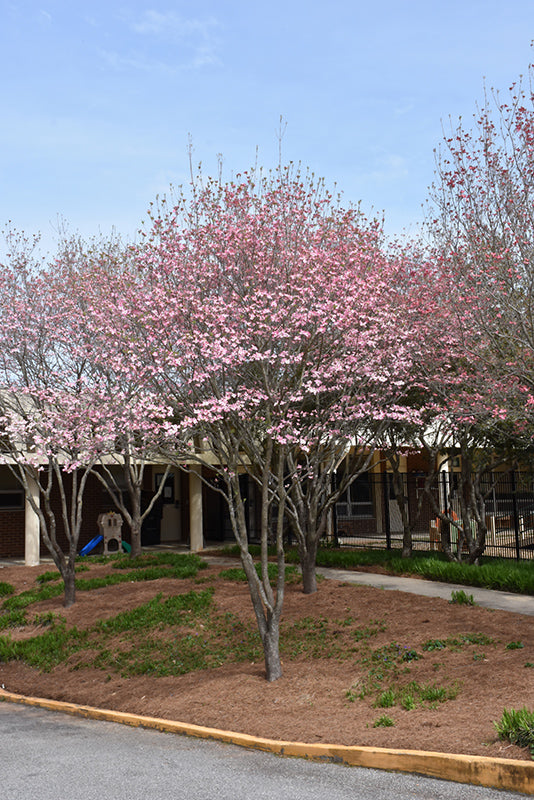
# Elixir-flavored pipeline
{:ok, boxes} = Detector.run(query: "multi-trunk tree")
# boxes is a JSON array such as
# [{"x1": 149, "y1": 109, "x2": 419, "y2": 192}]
[
  {"x1": 0, "y1": 234, "x2": 101, "y2": 606},
  {"x1": 126, "y1": 165, "x2": 424, "y2": 675},
  {"x1": 430, "y1": 66, "x2": 534, "y2": 419},
  {"x1": 426, "y1": 66, "x2": 534, "y2": 560}
]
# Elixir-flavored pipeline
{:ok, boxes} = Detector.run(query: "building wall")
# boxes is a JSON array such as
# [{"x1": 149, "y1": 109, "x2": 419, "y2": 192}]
[
  {"x1": 0, "y1": 466, "x2": 26, "y2": 558},
  {"x1": 0, "y1": 507, "x2": 25, "y2": 558}
]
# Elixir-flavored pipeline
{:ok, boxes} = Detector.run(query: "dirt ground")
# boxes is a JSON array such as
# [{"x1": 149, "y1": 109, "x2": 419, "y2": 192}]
[{"x1": 0, "y1": 558, "x2": 533, "y2": 761}]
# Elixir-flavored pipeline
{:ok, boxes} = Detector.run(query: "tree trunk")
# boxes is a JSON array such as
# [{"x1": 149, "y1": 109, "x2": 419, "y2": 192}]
[
  {"x1": 262, "y1": 617, "x2": 282, "y2": 682},
  {"x1": 130, "y1": 515, "x2": 142, "y2": 558},
  {"x1": 301, "y1": 542, "x2": 319, "y2": 594},
  {"x1": 62, "y1": 567, "x2": 76, "y2": 608},
  {"x1": 440, "y1": 519, "x2": 457, "y2": 562},
  {"x1": 401, "y1": 528, "x2": 413, "y2": 559}
]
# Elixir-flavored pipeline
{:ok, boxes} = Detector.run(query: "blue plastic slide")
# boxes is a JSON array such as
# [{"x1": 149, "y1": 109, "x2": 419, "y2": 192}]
[{"x1": 79, "y1": 534, "x2": 103, "y2": 557}]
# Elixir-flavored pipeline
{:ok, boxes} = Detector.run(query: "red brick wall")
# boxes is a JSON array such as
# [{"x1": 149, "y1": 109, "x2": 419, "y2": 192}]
[
  {"x1": 49, "y1": 470, "x2": 119, "y2": 552},
  {"x1": 0, "y1": 469, "x2": 122, "y2": 560},
  {"x1": 0, "y1": 508, "x2": 25, "y2": 558}
]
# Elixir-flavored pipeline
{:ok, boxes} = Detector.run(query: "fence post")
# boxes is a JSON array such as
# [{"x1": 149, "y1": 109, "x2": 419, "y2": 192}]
[
  {"x1": 441, "y1": 471, "x2": 449, "y2": 516},
  {"x1": 510, "y1": 470, "x2": 521, "y2": 561},
  {"x1": 382, "y1": 472, "x2": 391, "y2": 550}
]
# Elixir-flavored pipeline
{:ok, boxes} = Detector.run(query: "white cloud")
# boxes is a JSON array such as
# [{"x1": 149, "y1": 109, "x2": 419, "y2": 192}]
[
  {"x1": 97, "y1": 47, "x2": 177, "y2": 74},
  {"x1": 131, "y1": 10, "x2": 218, "y2": 40},
  {"x1": 125, "y1": 9, "x2": 221, "y2": 69}
]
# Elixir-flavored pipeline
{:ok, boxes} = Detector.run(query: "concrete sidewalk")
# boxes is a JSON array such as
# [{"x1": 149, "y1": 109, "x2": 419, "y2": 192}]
[
  {"x1": 201, "y1": 554, "x2": 534, "y2": 616},
  {"x1": 316, "y1": 566, "x2": 534, "y2": 616}
]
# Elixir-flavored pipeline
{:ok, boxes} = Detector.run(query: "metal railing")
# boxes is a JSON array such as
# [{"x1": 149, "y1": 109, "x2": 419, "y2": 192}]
[{"x1": 330, "y1": 471, "x2": 534, "y2": 561}]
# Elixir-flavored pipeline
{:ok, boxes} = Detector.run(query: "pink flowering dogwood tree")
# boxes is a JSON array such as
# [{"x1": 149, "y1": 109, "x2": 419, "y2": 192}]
[
  {"x1": 430, "y1": 66, "x2": 534, "y2": 410},
  {"x1": 0, "y1": 233, "x2": 103, "y2": 606},
  {"x1": 426, "y1": 66, "x2": 534, "y2": 559},
  {"x1": 64, "y1": 245, "x2": 176, "y2": 559},
  {"x1": 128, "y1": 166, "x2": 423, "y2": 676}
]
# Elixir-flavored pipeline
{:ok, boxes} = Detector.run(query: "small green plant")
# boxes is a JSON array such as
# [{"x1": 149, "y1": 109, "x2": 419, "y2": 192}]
[
  {"x1": 401, "y1": 693, "x2": 417, "y2": 711},
  {"x1": 36, "y1": 571, "x2": 62, "y2": 584},
  {"x1": 506, "y1": 640, "x2": 524, "y2": 650},
  {"x1": 422, "y1": 632, "x2": 494, "y2": 653},
  {"x1": 374, "y1": 688, "x2": 396, "y2": 708},
  {"x1": 0, "y1": 609, "x2": 27, "y2": 630},
  {"x1": 525, "y1": 662, "x2": 534, "y2": 668},
  {"x1": 345, "y1": 682, "x2": 363, "y2": 703},
  {"x1": 418, "y1": 682, "x2": 460, "y2": 704},
  {"x1": 0, "y1": 582, "x2": 15, "y2": 597},
  {"x1": 450, "y1": 589, "x2": 476, "y2": 605},
  {"x1": 494, "y1": 707, "x2": 534, "y2": 757},
  {"x1": 459, "y1": 632, "x2": 493, "y2": 646},
  {"x1": 219, "y1": 564, "x2": 300, "y2": 585},
  {"x1": 422, "y1": 638, "x2": 447, "y2": 652},
  {"x1": 373, "y1": 714, "x2": 395, "y2": 728}
]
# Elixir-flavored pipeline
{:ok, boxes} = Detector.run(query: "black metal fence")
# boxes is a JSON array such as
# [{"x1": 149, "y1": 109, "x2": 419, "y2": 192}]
[{"x1": 329, "y1": 471, "x2": 534, "y2": 561}]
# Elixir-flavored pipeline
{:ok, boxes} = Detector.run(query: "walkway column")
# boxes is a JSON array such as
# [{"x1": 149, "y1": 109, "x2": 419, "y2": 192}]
[
  {"x1": 25, "y1": 471, "x2": 40, "y2": 566},
  {"x1": 189, "y1": 465, "x2": 203, "y2": 552}
]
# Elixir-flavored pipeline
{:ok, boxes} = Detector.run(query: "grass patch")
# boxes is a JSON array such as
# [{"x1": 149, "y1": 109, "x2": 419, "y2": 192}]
[
  {"x1": 96, "y1": 590, "x2": 214, "y2": 634},
  {"x1": 346, "y1": 639, "x2": 461, "y2": 709},
  {"x1": 111, "y1": 552, "x2": 205, "y2": 574},
  {"x1": 219, "y1": 564, "x2": 301, "y2": 585},
  {"x1": 0, "y1": 588, "x2": 263, "y2": 678},
  {"x1": 0, "y1": 582, "x2": 15, "y2": 597},
  {"x1": 368, "y1": 678, "x2": 460, "y2": 710},
  {"x1": 373, "y1": 714, "x2": 395, "y2": 727},
  {"x1": 494, "y1": 707, "x2": 534, "y2": 757},
  {"x1": 36, "y1": 565, "x2": 90, "y2": 584},
  {"x1": 450, "y1": 589, "x2": 476, "y2": 605},
  {"x1": 1, "y1": 583, "x2": 64, "y2": 611},
  {"x1": 221, "y1": 545, "x2": 534, "y2": 595},
  {"x1": 282, "y1": 616, "x2": 386, "y2": 660},
  {"x1": 422, "y1": 633, "x2": 494, "y2": 653},
  {"x1": 0, "y1": 552, "x2": 207, "y2": 631},
  {"x1": 0, "y1": 621, "x2": 86, "y2": 671}
]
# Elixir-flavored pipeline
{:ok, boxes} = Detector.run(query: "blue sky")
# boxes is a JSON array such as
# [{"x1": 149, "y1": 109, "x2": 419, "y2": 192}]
[{"x1": 2, "y1": 1, "x2": 534, "y2": 254}]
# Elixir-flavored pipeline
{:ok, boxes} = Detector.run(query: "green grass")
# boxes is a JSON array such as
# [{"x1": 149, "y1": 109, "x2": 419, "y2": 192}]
[
  {"x1": 36, "y1": 565, "x2": 90, "y2": 584},
  {"x1": 0, "y1": 621, "x2": 86, "y2": 671},
  {"x1": 0, "y1": 581, "x2": 15, "y2": 597},
  {"x1": 450, "y1": 589, "x2": 476, "y2": 605},
  {"x1": 218, "y1": 564, "x2": 301, "y2": 585},
  {"x1": 96, "y1": 589, "x2": 214, "y2": 634},
  {"x1": 0, "y1": 553, "x2": 207, "y2": 632},
  {"x1": 373, "y1": 680, "x2": 460, "y2": 710},
  {"x1": 0, "y1": 587, "x2": 263, "y2": 675},
  {"x1": 373, "y1": 714, "x2": 395, "y2": 727},
  {"x1": 220, "y1": 545, "x2": 534, "y2": 595},
  {"x1": 422, "y1": 633, "x2": 494, "y2": 652},
  {"x1": 111, "y1": 552, "x2": 206, "y2": 573},
  {"x1": 494, "y1": 707, "x2": 534, "y2": 757}
]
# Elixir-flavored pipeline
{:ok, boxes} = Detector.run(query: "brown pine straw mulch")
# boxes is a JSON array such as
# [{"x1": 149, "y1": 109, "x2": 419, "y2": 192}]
[{"x1": 0, "y1": 560, "x2": 533, "y2": 761}]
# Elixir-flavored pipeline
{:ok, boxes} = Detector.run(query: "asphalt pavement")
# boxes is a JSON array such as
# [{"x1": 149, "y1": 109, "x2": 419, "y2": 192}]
[{"x1": 0, "y1": 703, "x2": 528, "y2": 800}]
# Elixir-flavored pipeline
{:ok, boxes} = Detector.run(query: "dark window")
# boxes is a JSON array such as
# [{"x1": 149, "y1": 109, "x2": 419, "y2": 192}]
[
  {"x1": 336, "y1": 473, "x2": 373, "y2": 518},
  {"x1": 0, "y1": 490, "x2": 24, "y2": 509}
]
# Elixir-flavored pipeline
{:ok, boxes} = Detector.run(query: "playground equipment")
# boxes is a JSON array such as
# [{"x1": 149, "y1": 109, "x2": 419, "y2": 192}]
[
  {"x1": 79, "y1": 513, "x2": 131, "y2": 556},
  {"x1": 98, "y1": 512, "x2": 123, "y2": 555}
]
